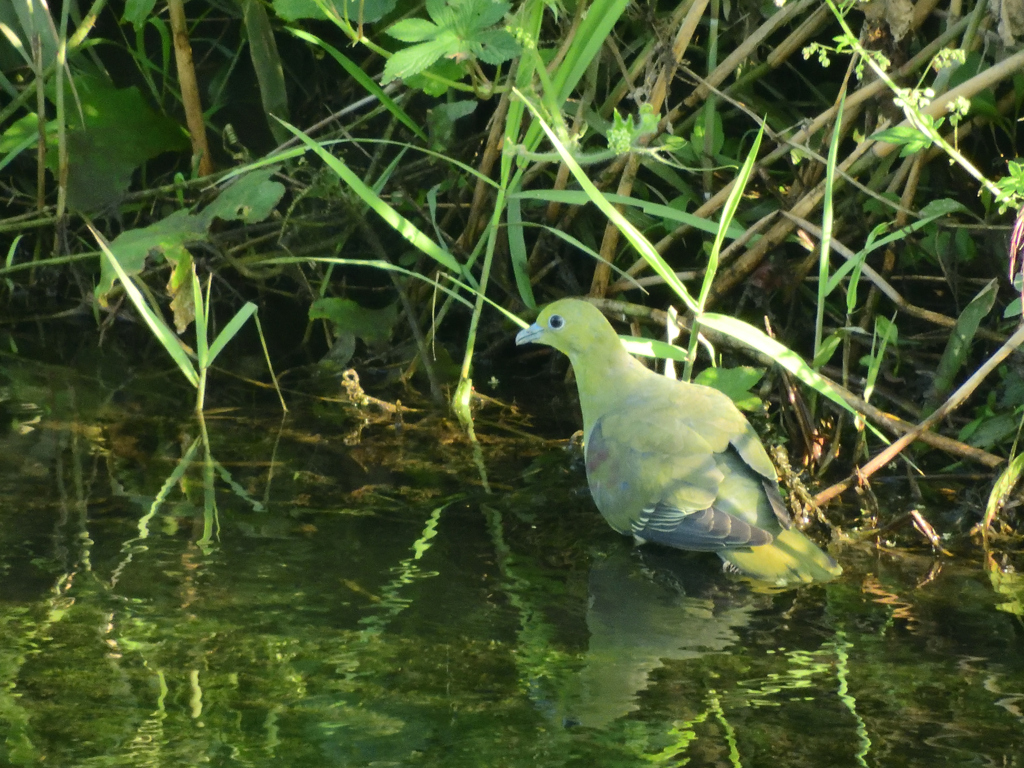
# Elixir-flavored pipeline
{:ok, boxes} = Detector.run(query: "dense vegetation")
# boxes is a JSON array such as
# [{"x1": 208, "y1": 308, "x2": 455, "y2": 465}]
[{"x1": 2, "y1": 0, "x2": 1024, "y2": 555}]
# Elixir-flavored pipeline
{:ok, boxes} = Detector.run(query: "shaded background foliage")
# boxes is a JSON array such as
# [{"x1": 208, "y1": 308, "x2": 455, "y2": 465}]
[{"x1": 1, "y1": 0, "x2": 1024, "y2": 545}]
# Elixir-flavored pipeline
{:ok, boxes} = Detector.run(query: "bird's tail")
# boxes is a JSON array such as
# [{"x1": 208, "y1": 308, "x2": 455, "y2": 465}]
[{"x1": 721, "y1": 528, "x2": 841, "y2": 586}]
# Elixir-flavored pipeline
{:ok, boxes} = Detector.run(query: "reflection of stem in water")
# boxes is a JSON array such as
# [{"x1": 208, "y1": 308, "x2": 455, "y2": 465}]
[
  {"x1": 469, "y1": 431, "x2": 491, "y2": 494},
  {"x1": 644, "y1": 712, "x2": 707, "y2": 765},
  {"x1": 121, "y1": 667, "x2": 168, "y2": 765},
  {"x1": 189, "y1": 668, "x2": 204, "y2": 719},
  {"x1": 261, "y1": 414, "x2": 289, "y2": 511},
  {"x1": 481, "y1": 505, "x2": 563, "y2": 710},
  {"x1": 110, "y1": 436, "x2": 202, "y2": 588},
  {"x1": 357, "y1": 500, "x2": 451, "y2": 637},
  {"x1": 709, "y1": 691, "x2": 743, "y2": 768},
  {"x1": 264, "y1": 705, "x2": 283, "y2": 753},
  {"x1": 197, "y1": 414, "x2": 220, "y2": 554},
  {"x1": 54, "y1": 406, "x2": 94, "y2": 574},
  {"x1": 832, "y1": 629, "x2": 872, "y2": 768}
]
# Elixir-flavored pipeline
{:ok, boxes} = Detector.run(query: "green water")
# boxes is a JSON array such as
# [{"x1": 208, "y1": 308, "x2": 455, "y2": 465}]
[{"x1": 1, "y1": 361, "x2": 1023, "y2": 767}]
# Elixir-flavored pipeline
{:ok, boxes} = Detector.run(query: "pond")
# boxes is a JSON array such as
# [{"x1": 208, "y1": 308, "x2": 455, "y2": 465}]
[{"x1": 1, "y1": 351, "x2": 1023, "y2": 767}]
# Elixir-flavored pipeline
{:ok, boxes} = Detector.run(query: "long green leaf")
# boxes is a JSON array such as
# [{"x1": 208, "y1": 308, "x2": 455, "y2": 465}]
[
  {"x1": 512, "y1": 189, "x2": 745, "y2": 239},
  {"x1": 275, "y1": 117, "x2": 473, "y2": 283},
  {"x1": 700, "y1": 312, "x2": 852, "y2": 414},
  {"x1": 242, "y1": 0, "x2": 290, "y2": 143},
  {"x1": 923, "y1": 279, "x2": 998, "y2": 414},
  {"x1": 288, "y1": 28, "x2": 427, "y2": 143},
  {"x1": 208, "y1": 302, "x2": 258, "y2": 365},
  {"x1": 506, "y1": 194, "x2": 535, "y2": 308},
  {"x1": 515, "y1": 90, "x2": 698, "y2": 312}
]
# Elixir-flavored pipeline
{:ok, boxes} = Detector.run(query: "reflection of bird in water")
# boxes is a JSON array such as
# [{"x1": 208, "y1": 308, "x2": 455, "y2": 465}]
[{"x1": 566, "y1": 547, "x2": 755, "y2": 729}]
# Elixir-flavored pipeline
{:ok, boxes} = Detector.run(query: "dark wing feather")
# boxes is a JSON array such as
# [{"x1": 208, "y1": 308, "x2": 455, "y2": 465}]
[
  {"x1": 762, "y1": 478, "x2": 792, "y2": 529},
  {"x1": 631, "y1": 503, "x2": 774, "y2": 552}
]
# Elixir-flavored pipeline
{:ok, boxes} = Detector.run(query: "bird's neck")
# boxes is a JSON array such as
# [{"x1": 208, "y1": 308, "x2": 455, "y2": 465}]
[{"x1": 570, "y1": 344, "x2": 651, "y2": 439}]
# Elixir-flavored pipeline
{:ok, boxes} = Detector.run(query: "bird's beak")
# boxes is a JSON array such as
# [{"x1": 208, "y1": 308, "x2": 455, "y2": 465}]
[{"x1": 515, "y1": 323, "x2": 544, "y2": 346}]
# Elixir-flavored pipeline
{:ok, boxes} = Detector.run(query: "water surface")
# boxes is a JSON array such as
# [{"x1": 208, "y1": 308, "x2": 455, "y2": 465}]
[{"x1": 1, "y1": 358, "x2": 1022, "y2": 767}]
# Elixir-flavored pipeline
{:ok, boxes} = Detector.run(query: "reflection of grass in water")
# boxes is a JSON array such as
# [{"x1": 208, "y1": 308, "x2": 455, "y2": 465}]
[
  {"x1": 5, "y1": 409, "x2": 1024, "y2": 767},
  {"x1": 358, "y1": 500, "x2": 449, "y2": 638},
  {"x1": 833, "y1": 630, "x2": 872, "y2": 768}
]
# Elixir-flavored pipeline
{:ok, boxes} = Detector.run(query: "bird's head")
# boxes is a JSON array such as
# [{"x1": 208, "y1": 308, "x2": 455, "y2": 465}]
[{"x1": 515, "y1": 299, "x2": 621, "y2": 358}]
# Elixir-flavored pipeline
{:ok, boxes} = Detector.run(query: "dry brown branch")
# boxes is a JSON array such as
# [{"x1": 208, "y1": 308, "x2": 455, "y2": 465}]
[
  {"x1": 815, "y1": 323, "x2": 1024, "y2": 505},
  {"x1": 781, "y1": 212, "x2": 1008, "y2": 343},
  {"x1": 589, "y1": 0, "x2": 709, "y2": 297},
  {"x1": 621, "y1": 15, "x2": 972, "y2": 286},
  {"x1": 168, "y1": 0, "x2": 212, "y2": 176}
]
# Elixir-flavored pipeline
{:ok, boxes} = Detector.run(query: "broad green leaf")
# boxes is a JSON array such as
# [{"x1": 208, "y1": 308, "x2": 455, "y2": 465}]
[
  {"x1": 98, "y1": 168, "x2": 285, "y2": 304},
  {"x1": 123, "y1": 0, "x2": 158, "y2": 29},
  {"x1": 387, "y1": 18, "x2": 440, "y2": 42},
  {"x1": 204, "y1": 167, "x2": 286, "y2": 224},
  {"x1": 99, "y1": 210, "x2": 208, "y2": 303},
  {"x1": 990, "y1": 562, "x2": 1024, "y2": 616},
  {"x1": 309, "y1": 298, "x2": 399, "y2": 345},
  {"x1": 468, "y1": 0, "x2": 511, "y2": 27},
  {"x1": 382, "y1": 36, "x2": 455, "y2": 83},
  {"x1": 694, "y1": 366, "x2": 765, "y2": 411},
  {"x1": 53, "y1": 75, "x2": 189, "y2": 211},
  {"x1": 923, "y1": 279, "x2": 998, "y2": 414},
  {"x1": 405, "y1": 58, "x2": 468, "y2": 96}
]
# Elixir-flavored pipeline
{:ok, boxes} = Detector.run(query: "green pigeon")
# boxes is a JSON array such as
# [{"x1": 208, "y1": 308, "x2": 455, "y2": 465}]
[{"x1": 515, "y1": 298, "x2": 841, "y2": 586}]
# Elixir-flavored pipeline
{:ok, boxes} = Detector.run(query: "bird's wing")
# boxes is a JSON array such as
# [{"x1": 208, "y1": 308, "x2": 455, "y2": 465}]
[
  {"x1": 631, "y1": 503, "x2": 773, "y2": 551},
  {"x1": 586, "y1": 405, "x2": 776, "y2": 549},
  {"x1": 658, "y1": 381, "x2": 792, "y2": 531}
]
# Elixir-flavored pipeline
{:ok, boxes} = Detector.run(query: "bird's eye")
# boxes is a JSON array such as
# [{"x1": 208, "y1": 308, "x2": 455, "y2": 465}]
[{"x1": 548, "y1": 314, "x2": 565, "y2": 330}]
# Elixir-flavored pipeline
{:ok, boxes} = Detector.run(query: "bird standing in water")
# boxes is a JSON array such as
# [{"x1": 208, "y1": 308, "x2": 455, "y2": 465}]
[{"x1": 516, "y1": 299, "x2": 841, "y2": 586}]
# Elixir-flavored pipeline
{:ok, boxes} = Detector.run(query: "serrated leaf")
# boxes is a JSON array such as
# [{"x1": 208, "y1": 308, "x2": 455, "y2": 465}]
[
  {"x1": 426, "y1": 0, "x2": 448, "y2": 21},
  {"x1": 405, "y1": 57, "x2": 468, "y2": 95},
  {"x1": 473, "y1": 28, "x2": 519, "y2": 64},
  {"x1": 382, "y1": 37, "x2": 454, "y2": 83},
  {"x1": 387, "y1": 18, "x2": 440, "y2": 42},
  {"x1": 469, "y1": 0, "x2": 511, "y2": 28}
]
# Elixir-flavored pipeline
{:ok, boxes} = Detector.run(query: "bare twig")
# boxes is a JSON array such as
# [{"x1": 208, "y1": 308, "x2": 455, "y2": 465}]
[{"x1": 815, "y1": 323, "x2": 1024, "y2": 505}]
